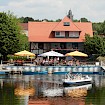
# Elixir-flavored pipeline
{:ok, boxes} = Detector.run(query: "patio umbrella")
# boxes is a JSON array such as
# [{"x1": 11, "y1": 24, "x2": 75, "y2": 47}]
[
  {"x1": 14, "y1": 50, "x2": 35, "y2": 57},
  {"x1": 38, "y1": 51, "x2": 64, "y2": 57},
  {"x1": 65, "y1": 51, "x2": 88, "y2": 57}
]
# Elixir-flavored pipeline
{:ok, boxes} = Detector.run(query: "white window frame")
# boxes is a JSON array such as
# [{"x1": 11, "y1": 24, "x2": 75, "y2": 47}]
[
  {"x1": 69, "y1": 32, "x2": 79, "y2": 38},
  {"x1": 63, "y1": 22, "x2": 70, "y2": 26}
]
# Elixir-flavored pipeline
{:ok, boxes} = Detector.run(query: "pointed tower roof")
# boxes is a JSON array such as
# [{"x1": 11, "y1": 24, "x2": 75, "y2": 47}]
[
  {"x1": 52, "y1": 16, "x2": 81, "y2": 31},
  {"x1": 67, "y1": 9, "x2": 73, "y2": 21}
]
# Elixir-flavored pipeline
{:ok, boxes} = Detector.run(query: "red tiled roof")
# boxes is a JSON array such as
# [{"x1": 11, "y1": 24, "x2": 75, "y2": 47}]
[
  {"x1": 53, "y1": 16, "x2": 81, "y2": 31},
  {"x1": 74, "y1": 22, "x2": 93, "y2": 39},
  {"x1": 28, "y1": 17, "x2": 93, "y2": 42}
]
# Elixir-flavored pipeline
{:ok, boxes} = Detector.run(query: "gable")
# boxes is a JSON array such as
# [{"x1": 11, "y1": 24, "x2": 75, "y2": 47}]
[{"x1": 53, "y1": 16, "x2": 81, "y2": 31}]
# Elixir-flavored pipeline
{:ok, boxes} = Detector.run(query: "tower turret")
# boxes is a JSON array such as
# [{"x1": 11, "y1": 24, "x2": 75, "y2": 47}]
[{"x1": 67, "y1": 10, "x2": 73, "y2": 21}]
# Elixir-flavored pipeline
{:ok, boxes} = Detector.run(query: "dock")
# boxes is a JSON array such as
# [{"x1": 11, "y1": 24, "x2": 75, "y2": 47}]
[
  {"x1": 0, "y1": 63, "x2": 104, "y2": 75},
  {"x1": 0, "y1": 64, "x2": 22, "y2": 75}
]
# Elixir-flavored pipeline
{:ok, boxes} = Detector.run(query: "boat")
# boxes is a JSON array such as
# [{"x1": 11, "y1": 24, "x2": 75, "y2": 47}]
[
  {"x1": 0, "y1": 70, "x2": 10, "y2": 75},
  {"x1": 62, "y1": 73, "x2": 92, "y2": 85}
]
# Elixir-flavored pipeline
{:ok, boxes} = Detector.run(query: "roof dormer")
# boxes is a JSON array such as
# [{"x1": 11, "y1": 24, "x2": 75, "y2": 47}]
[
  {"x1": 52, "y1": 16, "x2": 81, "y2": 31},
  {"x1": 63, "y1": 22, "x2": 70, "y2": 26}
]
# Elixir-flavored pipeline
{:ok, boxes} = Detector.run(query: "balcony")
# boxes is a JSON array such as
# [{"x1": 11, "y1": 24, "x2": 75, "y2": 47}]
[
  {"x1": 51, "y1": 48, "x2": 83, "y2": 54},
  {"x1": 51, "y1": 48, "x2": 78, "y2": 51}
]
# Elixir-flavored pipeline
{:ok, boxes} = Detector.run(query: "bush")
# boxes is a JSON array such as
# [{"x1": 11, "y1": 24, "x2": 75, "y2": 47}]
[{"x1": 7, "y1": 55, "x2": 27, "y2": 61}]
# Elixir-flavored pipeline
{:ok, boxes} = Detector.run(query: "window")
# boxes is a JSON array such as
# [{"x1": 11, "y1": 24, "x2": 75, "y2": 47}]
[
  {"x1": 69, "y1": 32, "x2": 79, "y2": 38},
  {"x1": 64, "y1": 22, "x2": 70, "y2": 26},
  {"x1": 72, "y1": 43, "x2": 78, "y2": 49},
  {"x1": 55, "y1": 31, "x2": 65, "y2": 38},
  {"x1": 60, "y1": 43, "x2": 66, "y2": 49},
  {"x1": 38, "y1": 43, "x2": 43, "y2": 49},
  {"x1": 55, "y1": 31, "x2": 60, "y2": 35}
]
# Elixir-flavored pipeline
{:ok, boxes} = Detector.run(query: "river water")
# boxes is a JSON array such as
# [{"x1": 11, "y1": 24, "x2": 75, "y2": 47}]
[{"x1": 0, "y1": 74, "x2": 105, "y2": 105}]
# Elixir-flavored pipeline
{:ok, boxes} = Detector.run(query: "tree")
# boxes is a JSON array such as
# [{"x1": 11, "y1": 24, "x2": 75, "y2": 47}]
[
  {"x1": 100, "y1": 20, "x2": 105, "y2": 34},
  {"x1": 34, "y1": 19, "x2": 41, "y2": 22},
  {"x1": 18, "y1": 33, "x2": 29, "y2": 51},
  {"x1": 55, "y1": 19, "x2": 61, "y2": 22},
  {"x1": 19, "y1": 17, "x2": 34, "y2": 23},
  {"x1": 84, "y1": 34, "x2": 97, "y2": 55},
  {"x1": 0, "y1": 12, "x2": 21, "y2": 60},
  {"x1": 80, "y1": 17, "x2": 89, "y2": 22},
  {"x1": 92, "y1": 22, "x2": 102, "y2": 35},
  {"x1": 84, "y1": 34, "x2": 105, "y2": 56},
  {"x1": 73, "y1": 19, "x2": 79, "y2": 22},
  {"x1": 92, "y1": 20, "x2": 105, "y2": 35},
  {"x1": 18, "y1": 16, "x2": 24, "y2": 23}
]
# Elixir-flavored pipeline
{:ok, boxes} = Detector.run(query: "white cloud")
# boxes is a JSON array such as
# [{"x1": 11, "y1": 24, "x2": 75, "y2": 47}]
[{"x1": 0, "y1": 0, "x2": 105, "y2": 22}]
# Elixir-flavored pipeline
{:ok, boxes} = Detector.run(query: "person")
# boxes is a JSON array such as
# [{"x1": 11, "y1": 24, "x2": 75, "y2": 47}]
[
  {"x1": 38, "y1": 59, "x2": 41, "y2": 65},
  {"x1": 67, "y1": 60, "x2": 73, "y2": 66},
  {"x1": 34, "y1": 58, "x2": 38, "y2": 65},
  {"x1": 42, "y1": 59, "x2": 45, "y2": 65},
  {"x1": 76, "y1": 60, "x2": 80, "y2": 66},
  {"x1": 70, "y1": 60, "x2": 73, "y2": 66}
]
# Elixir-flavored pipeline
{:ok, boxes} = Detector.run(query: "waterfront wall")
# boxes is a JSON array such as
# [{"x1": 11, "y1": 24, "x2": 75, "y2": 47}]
[{"x1": 2, "y1": 65, "x2": 102, "y2": 74}]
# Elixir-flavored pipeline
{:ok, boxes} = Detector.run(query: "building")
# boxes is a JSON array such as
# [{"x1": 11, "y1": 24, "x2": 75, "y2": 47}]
[
  {"x1": 28, "y1": 11, "x2": 93, "y2": 55},
  {"x1": 20, "y1": 23, "x2": 28, "y2": 36}
]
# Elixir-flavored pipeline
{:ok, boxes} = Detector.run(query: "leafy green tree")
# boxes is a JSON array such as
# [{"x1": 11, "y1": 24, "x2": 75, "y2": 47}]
[
  {"x1": 0, "y1": 12, "x2": 21, "y2": 60},
  {"x1": 92, "y1": 20, "x2": 105, "y2": 35},
  {"x1": 84, "y1": 34, "x2": 94, "y2": 54},
  {"x1": 18, "y1": 33, "x2": 29, "y2": 51},
  {"x1": 80, "y1": 17, "x2": 89, "y2": 22},
  {"x1": 73, "y1": 19, "x2": 79, "y2": 22},
  {"x1": 19, "y1": 17, "x2": 34, "y2": 23},
  {"x1": 92, "y1": 22, "x2": 102, "y2": 35},
  {"x1": 55, "y1": 19, "x2": 61, "y2": 22},
  {"x1": 100, "y1": 20, "x2": 105, "y2": 34},
  {"x1": 18, "y1": 16, "x2": 24, "y2": 23},
  {"x1": 84, "y1": 34, "x2": 105, "y2": 56}
]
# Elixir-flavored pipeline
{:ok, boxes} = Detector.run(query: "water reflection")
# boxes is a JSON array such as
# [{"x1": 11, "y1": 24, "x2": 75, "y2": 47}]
[
  {"x1": 14, "y1": 86, "x2": 35, "y2": 96},
  {"x1": 43, "y1": 88, "x2": 63, "y2": 97},
  {"x1": 0, "y1": 74, "x2": 105, "y2": 105},
  {"x1": 64, "y1": 84, "x2": 92, "y2": 98}
]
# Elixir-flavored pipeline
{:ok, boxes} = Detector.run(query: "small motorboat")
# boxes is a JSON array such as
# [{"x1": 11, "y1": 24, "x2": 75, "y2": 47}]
[{"x1": 62, "y1": 73, "x2": 92, "y2": 85}]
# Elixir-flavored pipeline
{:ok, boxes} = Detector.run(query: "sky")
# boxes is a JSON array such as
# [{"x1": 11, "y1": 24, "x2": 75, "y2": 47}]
[{"x1": 0, "y1": 0, "x2": 105, "y2": 22}]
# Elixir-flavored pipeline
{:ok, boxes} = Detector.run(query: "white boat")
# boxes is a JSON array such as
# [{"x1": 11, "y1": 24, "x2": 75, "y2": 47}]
[{"x1": 62, "y1": 73, "x2": 92, "y2": 85}]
